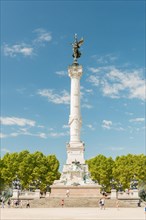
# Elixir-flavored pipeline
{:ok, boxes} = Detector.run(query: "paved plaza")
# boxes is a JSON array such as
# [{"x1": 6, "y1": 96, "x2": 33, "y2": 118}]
[{"x1": 1, "y1": 207, "x2": 145, "y2": 220}]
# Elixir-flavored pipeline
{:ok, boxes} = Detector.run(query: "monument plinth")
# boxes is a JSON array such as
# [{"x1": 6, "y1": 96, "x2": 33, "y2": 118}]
[{"x1": 50, "y1": 35, "x2": 101, "y2": 197}]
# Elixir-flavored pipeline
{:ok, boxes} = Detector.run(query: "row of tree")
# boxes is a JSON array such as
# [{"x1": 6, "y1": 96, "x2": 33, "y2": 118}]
[
  {"x1": 0, "y1": 151, "x2": 146, "y2": 193},
  {"x1": 86, "y1": 154, "x2": 146, "y2": 192},
  {"x1": 0, "y1": 151, "x2": 60, "y2": 192}
]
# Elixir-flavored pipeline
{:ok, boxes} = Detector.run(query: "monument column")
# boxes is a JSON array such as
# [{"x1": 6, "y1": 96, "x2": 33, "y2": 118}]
[
  {"x1": 66, "y1": 65, "x2": 85, "y2": 164},
  {"x1": 68, "y1": 65, "x2": 82, "y2": 143},
  {"x1": 50, "y1": 34, "x2": 101, "y2": 197}
]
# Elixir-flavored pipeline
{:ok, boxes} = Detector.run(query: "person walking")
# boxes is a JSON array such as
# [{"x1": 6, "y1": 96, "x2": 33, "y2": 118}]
[
  {"x1": 101, "y1": 197, "x2": 105, "y2": 210},
  {"x1": 116, "y1": 199, "x2": 119, "y2": 210},
  {"x1": 20, "y1": 200, "x2": 23, "y2": 208},
  {"x1": 61, "y1": 199, "x2": 64, "y2": 208},
  {"x1": 1, "y1": 198, "x2": 5, "y2": 208},
  {"x1": 66, "y1": 189, "x2": 70, "y2": 197},
  {"x1": 99, "y1": 199, "x2": 102, "y2": 209},
  {"x1": 7, "y1": 199, "x2": 11, "y2": 208}
]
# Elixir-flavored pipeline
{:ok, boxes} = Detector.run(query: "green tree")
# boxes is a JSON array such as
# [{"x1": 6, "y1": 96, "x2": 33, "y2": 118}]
[
  {"x1": 112, "y1": 154, "x2": 146, "y2": 190},
  {"x1": 0, "y1": 158, "x2": 5, "y2": 192},
  {"x1": 86, "y1": 154, "x2": 114, "y2": 192},
  {"x1": 1, "y1": 152, "x2": 20, "y2": 187},
  {"x1": 1, "y1": 151, "x2": 61, "y2": 192}
]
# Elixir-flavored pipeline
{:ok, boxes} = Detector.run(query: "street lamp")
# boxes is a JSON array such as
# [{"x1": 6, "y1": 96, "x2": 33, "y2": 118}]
[
  {"x1": 46, "y1": 185, "x2": 50, "y2": 192},
  {"x1": 130, "y1": 175, "x2": 138, "y2": 190},
  {"x1": 117, "y1": 183, "x2": 123, "y2": 192},
  {"x1": 12, "y1": 175, "x2": 21, "y2": 205},
  {"x1": 101, "y1": 184, "x2": 106, "y2": 195},
  {"x1": 110, "y1": 179, "x2": 116, "y2": 189},
  {"x1": 12, "y1": 175, "x2": 21, "y2": 190}
]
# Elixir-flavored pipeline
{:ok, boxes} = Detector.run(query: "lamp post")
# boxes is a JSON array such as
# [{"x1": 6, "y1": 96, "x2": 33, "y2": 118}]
[
  {"x1": 130, "y1": 175, "x2": 138, "y2": 190},
  {"x1": 34, "y1": 179, "x2": 41, "y2": 189},
  {"x1": 46, "y1": 185, "x2": 50, "y2": 192},
  {"x1": 110, "y1": 179, "x2": 116, "y2": 189},
  {"x1": 101, "y1": 184, "x2": 106, "y2": 195},
  {"x1": 117, "y1": 182, "x2": 123, "y2": 192},
  {"x1": 12, "y1": 175, "x2": 21, "y2": 190},
  {"x1": 110, "y1": 179, "x2": 118, "y2": 199},
  {"x1": 12, "y1": 175, "x2": 21, "y2": 205}
]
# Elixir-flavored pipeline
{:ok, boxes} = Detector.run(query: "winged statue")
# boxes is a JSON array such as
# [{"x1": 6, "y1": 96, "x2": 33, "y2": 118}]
[{"x1": 72, "y1": 34, "x2": 84, "y2": 64}]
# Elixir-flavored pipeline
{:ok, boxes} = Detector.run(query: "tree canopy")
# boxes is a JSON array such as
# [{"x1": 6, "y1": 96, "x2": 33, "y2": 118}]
[
  {"x1": 86, "y1": 154, "x2": 146, "y2": 192},
  {"x1": 0, "y1": 151, "x2": 60, "y2": 192}
]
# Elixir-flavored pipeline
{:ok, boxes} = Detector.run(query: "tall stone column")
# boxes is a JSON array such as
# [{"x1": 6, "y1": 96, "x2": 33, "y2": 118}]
[
  {"x1": 50, "y1": 35, "x2": 101, "y2": 197},
  {"x1": 69, "y1": 65, "x2": 82, "y2": 143},
  {"x1": 66, "y1": 65, "x2": 85, "y2": 164}
]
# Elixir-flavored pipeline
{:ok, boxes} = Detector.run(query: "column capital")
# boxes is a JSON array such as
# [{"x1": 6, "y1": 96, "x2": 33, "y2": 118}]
[{"x1": 68, "y1": 65, "x2": 83, "y2": 78}]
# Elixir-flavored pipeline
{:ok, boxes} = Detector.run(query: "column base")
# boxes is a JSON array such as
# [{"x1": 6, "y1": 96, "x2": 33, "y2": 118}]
[{"x1": 66, "y1": 142, "x2": 85, "y2": 164}]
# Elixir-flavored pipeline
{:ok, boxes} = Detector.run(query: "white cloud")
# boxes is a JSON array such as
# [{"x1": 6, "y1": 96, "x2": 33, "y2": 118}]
[
  {"x1": 82, "y1": 103, "x2": 93, "y2": 109},
  {"x1": 36, "y1": 133, "x2": 47, "y2": 139},
  {"x1": 85, "y1": 89, "x2": 93, "y2": 94},
  {"x1": 104, "y1": 68, "x2": 145, "y2": 100},
  {"x1": 33, "y1": 28, "x2": 52, "y2": 43},
  {"x1": 1, "y1": 148, "x2": 11, "y2": 153},
  {"x1": 0, "y1": 130, "x2": 48, "y2": 139},
  {"x1": 49, "y1": 131, "x2": 69, "y2": 137},
  {"x1": 0, "y1": 117, "x2": 36, "y2": 127},
  {"x1": 109, "y1": 147, "x2": 124, "y2": 151},
  {"x1": 0, "y1": 133, "x2": 8, "y2": 138},
  {"x1": 3, "y1": 43, "x2": 34, "y2": 57},
  {"x1": 102, "y1": 120, "x2": 112, "y2": 129},
  {"x1": 3, "y1": 28, "x2": 52, "y2": 58},
  {"x1": 87, "y1": 75, "x2": 100, "y2": 86},
  {"x1": 10, "y1": 132, "x2": 20, "y2": 137},
  {"x1": 102, "y1": 120, "x2": 125, "y2": 131},
  {"x1": 56, "y1": 71, "x2": 67, "y2": 77},
  {"x1": 91, "y1": 54, "x2": 118, "y2": 64},
  {"x1": 87, "y1": 66, "x2": 146, "y2": 101},
  {"x1": 129, "y1": 118, "x2": 145, "y2": 123},
  {"x1": 62, "y1": 124, "x2": 69, "y2": 129},
  {"x1": 125, "y1": 112, "x2": 134, "y2": 116},
  {"x1": 88, "y1": 67, "x2": 100, "y2": 73},
  {"x1": 86, "y1": 124, "x2": 95, "y2": 130},
  {"x1": 38, "y1": 89, "x2": 70, "y2": 105}
]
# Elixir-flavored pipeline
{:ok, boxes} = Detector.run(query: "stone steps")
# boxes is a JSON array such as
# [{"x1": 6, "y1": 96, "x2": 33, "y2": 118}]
[{"x1": 29, "y1": 197, "x2": 139, "y2": 208}]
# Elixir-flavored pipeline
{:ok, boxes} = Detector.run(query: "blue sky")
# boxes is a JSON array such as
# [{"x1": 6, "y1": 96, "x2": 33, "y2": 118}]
[{"x1": 1, "y1": 0, "x2": 145, "y2": 169}]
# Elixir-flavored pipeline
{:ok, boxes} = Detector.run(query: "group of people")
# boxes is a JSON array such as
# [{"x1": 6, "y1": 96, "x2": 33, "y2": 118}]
[{"x1": 1, "y1": 199, "x2": 30, "y2": 208}]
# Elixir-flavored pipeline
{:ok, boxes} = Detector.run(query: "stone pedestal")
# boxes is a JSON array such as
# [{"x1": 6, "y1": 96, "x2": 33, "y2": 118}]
[
  {"x1": 51, "y1": 185, "x2": 101, "y2": 197},
  {"x1": 132, "y1": 189, "x2": 139, "y2": 198},
  {"x1": 34, "y1": 189, "x2": 40, "y2": 198},
  {"x1": 46, "y1": 192, "x2": 50, "y2": 197},
  {"x1": 12, "y1": 189, "x2": 19, "y2": 199},
  {"x1": 110, "y1": 189, "x2": 117, "y2": 199}
]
